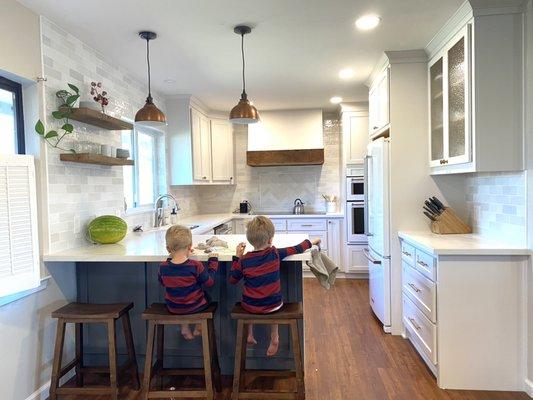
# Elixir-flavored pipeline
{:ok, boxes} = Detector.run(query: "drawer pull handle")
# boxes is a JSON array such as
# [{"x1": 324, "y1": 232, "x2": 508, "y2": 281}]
[
  {"x1": 408, "y1": 317, "x2": 422, "y2": 331},
  {"x1": 300, "y1": 224, "x2": 314, "y2": 227},
  {"x1": 408, "y1": 282, "x2": 421, "y2": 293},
  {"x1": 417, "y1": 260, "x2": 429, "y2": 268},
  {"x1": 402, "y1": 251, "x2": 412, "y2": 257}
]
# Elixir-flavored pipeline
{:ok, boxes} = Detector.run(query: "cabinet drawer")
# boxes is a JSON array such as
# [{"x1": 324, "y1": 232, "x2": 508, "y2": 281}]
[
  {"x1": 403, "y1": 295, "x2": 437, "y2": 365},
  {"x1": 401, "y1": 241, "x2": 415, "y2": 266},
  {"x1": 288, "y1": 230, "x2": 327, "y2": 250},
  {"x1": 287, "y1": 219, "x2": 327, "y2": 231},
  {"x1": 402, "y1": 262, "x2": 436, "y2": 322},
  {"x1": 347, "y1": 245, "x2": 368, "y2": 273},
  {"x1": 270, "y1": 219, "x2": 287, "y2": 232},
  {"x1": 414, "y1": 248, "x2": 437, "y2": 281}
]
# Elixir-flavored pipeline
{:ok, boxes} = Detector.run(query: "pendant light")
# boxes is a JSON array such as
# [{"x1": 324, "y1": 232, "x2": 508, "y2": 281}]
[
  {"x1": 135, "y1": 31, "x2": 166, "y2": 126},
  {"x1": 229, "y1": 25, "x2": 260, "y2": 124}
]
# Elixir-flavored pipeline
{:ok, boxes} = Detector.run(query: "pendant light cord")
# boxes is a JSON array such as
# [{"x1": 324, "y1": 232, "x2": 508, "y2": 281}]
[
  {"x1": 146, "y1": 38, "x2": 152, "y2": 101},
  {"x1": 241, "y1": 32, "x2": 246, "y2": 98}
]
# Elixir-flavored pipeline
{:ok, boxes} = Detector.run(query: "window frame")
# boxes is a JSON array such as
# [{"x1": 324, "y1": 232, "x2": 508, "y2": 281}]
[
  {"x1": 0, "y1": 76, "x2": 25, "y2": 154},
  {"x1": 124, "y1": 126, "x2": 162, "y2": 210}
]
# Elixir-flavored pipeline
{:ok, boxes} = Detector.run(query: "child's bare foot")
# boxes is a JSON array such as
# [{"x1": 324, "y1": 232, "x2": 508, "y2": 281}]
[
  {"x1": 267, "y1": 324, "x2": 280, "y2": 356},
  {"x1": 246, "y1": 323, "x2": 257, "y2": 346},
  {"x1": 193, "y1": 323, "x2": 202, "y2": 337},
  {"x1": 266, "y1": 336, "x2": 280, "y2": 357},
  {"x1": 247, "y1": 335, "x2": 257, "y2": 346},
  {"x1": 181, "y1": 325, "x2": 194, "y2": 340}
]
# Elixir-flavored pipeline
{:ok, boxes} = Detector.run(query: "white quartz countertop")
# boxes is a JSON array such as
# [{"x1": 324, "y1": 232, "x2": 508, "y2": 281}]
[
  {"x1": 43, "y1": 232, "x2": 313, "y2": 263},
  {"x1": 180, "y1": 212, "x2": 344, "y2": 236},
  {"x1": 398, "y1": 231, "x2": 530, "y2": 256}
]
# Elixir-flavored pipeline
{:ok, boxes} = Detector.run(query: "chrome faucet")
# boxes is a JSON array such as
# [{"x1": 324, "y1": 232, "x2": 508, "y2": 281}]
[{"x1": 154, "y1": 194, "x2": 180, "y2": 227}]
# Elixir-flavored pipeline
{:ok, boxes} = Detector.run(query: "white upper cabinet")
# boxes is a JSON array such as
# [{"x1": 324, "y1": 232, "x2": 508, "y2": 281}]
[
  {"x1": 190, "y1": 108, "x2": 210, "y2": 181},
  {"x1": 341, "y1": 104, "x2": 369, "y2": 165},
  {"x1": 427, "y1": 2, "x2": 525, "y2": 174},
  {"x1": 167, "y1": 96, "x2": 235, "y2": 185},
  {"x1": 210, "y1": 119, "x2": 234, "y2": 183},
  {"x1": 368, "y1": 68, "x2": 389, "y2": 137},
  {"x1": 429, "y1": 25, "x2": 471, "y2": 168}
]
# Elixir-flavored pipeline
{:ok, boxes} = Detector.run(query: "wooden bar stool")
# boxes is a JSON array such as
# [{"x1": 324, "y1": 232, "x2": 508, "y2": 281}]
[
  {"x1": 230, "y1": 302, "x2": 305, "y2": 400},
  {"x1": 141, "y1": 302, "x2": 221, "y2": 399},
  {"x1": 49, "y1": 302, "x2": 140, "y2": 400}
]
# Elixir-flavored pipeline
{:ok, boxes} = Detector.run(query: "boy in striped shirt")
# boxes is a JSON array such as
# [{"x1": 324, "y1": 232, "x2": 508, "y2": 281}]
[
  {"x1": 159, "y1": 225, "x2": 218, "y2": 340},
  {"x1": 229, "y1": 216, "x2": 320, "y2": 356}
]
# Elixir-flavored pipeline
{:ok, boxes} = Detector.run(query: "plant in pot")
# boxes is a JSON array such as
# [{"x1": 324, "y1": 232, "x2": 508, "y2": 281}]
[{"x1": 34, "y1": 83, "x2": 80, "y2": 153}]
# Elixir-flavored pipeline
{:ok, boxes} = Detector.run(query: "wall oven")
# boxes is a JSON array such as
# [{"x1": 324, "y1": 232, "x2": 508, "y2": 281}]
[
  {"x1": 347, "y1": 200, "x2": 366, "y2": 243},
  {"x1": 346, "y1": 166, "x2": 365, "y2": 202}
]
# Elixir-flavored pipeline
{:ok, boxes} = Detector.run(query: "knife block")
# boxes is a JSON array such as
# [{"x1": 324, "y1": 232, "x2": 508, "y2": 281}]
[{"x1": 430, "y1": 208, "x2": 472, "y2": 234}]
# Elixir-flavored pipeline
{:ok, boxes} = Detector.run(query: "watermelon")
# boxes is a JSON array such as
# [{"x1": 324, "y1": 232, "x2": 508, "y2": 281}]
[{"x1": 87, "y1": 215, "x2": 127, "y2": 244}]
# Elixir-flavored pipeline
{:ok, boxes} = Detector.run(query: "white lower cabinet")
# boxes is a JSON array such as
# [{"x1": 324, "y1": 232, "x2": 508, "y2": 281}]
[
  {"x1": 346, "y1": 244, "x2": 368, "y2": 274},
  {"x1": 399, "y1": 236, "x2": 527, "y2": 392},
  {"x1": 230, "y1": 217, "x2": 342, "y2": 272}
]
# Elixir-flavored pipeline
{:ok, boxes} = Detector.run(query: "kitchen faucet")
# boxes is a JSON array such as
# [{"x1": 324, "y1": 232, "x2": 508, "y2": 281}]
[{"x1": 154, "y1": 193, "x2": 180, "y2": 227}]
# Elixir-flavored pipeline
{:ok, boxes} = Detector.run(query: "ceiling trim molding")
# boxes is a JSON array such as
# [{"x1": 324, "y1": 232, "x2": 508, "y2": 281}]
[
  {"x1": 469, "y1": 0, "x2": 528, "y2": 16},
  {"x1": 385, "y1": 49, "x2": 428, "y2": 64},
  {"x1": 425, "y1": 1, "x2": 473, "y2": 57}
]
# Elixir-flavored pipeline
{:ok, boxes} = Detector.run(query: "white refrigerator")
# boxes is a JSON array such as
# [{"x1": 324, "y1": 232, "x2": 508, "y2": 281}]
[{"x1": 364, "y1": 137, "x2": 391, "y2": 332}]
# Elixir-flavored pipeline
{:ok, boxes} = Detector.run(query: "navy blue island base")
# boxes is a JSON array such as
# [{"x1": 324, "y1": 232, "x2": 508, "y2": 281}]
[{"x1": 75, "y1": 259, "x2": 304, "y2": 375}]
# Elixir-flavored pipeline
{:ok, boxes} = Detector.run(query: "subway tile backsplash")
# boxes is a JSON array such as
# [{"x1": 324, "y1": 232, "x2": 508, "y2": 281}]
[{"x1": 466, "y1": 171, "x2": 526, "y2": 245}]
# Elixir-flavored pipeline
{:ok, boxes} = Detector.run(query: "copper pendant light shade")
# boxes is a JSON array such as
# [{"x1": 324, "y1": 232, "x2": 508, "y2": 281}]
[
  {"x1": 135, "y1": 31, "x2": 166, "y2": 126},
  {"x1": 229, "y1": 25, "x2": 260, "y2": 124},
  {"x1": 229, "y1": 94, "x2": 260, "y2": 124}
]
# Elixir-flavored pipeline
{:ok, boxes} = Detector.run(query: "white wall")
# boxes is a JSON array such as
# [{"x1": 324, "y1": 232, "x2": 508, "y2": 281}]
[
  {"x1": 0, "y1": 0, "x2": 41, "y2": 81},
  {"x1": 0, "y1": 3, "x2": 78, "y2": 400},
  {"x1": 525, "y1": 0, "x2": 533, "y2": 390}
]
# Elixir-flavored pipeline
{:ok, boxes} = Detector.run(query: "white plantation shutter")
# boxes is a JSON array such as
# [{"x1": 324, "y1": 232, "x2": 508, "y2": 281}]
[{"x1": 0, "y1": 155, "x2": 40, "y2": 297}]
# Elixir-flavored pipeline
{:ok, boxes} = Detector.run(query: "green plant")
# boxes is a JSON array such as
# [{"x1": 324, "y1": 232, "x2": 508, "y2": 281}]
[{"x1": 34, "y1": 83, "x2": 80, "y2": 153}]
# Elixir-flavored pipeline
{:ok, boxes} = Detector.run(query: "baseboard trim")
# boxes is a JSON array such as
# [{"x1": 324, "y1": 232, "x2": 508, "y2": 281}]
[
  {"x1": 24, "y1": 370, "x2": 75, "y2": 400},
  {"x1": 525, "y1": 378, "x2": 533, "y2": 398},
  {"x1": 24, "y1": 382, "x2": 49, "y2": 400}
]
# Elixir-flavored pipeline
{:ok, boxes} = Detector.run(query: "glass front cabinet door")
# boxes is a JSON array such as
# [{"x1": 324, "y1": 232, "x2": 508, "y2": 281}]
[{"x1": 429, "y1": 24, "x2": 471, "y2": 168}]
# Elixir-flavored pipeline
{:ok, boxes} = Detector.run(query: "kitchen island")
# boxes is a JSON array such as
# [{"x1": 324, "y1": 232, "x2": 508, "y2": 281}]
[{"x1": 44, "y1": 230, "x2": 310, "y2": 375}]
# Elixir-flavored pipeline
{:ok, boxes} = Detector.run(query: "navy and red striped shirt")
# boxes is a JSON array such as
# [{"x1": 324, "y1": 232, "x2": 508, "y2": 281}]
[
  {"x1": 158, "y1": 257, "x2": 218, "y2": 314},
  {"x1": 229, "y1": 240, "x2": 312, "y2": 314}
]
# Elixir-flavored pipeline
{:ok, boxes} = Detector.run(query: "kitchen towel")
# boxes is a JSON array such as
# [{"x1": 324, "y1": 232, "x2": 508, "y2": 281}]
[{"x1": 306, "y1": 247, "x2": 338, "y2": 290}]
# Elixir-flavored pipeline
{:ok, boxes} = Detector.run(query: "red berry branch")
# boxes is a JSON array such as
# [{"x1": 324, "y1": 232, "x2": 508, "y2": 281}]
[{"x1": 90, "y1": 81, "x2": 109, "y2": 113}]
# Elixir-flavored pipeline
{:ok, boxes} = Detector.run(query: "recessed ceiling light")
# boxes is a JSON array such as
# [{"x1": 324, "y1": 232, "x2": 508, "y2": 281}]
[
  {"x1": 163, "y1": 78, "x2": 176, "y2": 84},
  {"x1": 339, "y1": 68, "x2": 356, "y2": 80},
  {"x1": 355, "y1": 14, "x2": 381, "y2": 31},
  {"x1": 330, "y1": 96, "x2": 343, "y2": 104}
]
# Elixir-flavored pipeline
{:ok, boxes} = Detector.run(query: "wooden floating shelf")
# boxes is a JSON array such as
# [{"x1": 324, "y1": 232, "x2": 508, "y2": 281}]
[
  {"x1": 59, "y1": 106, "x2": 133, "y2": 130},
  {"x1": 247, "y1": 149, "x2": 324, "y2": 167},
  {"x1": 60, "y1": 153, "x2": 134, "y2": 166}
]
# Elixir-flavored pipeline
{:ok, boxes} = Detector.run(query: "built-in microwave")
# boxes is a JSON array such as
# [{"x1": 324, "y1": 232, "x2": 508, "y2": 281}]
[
  {"x1": 347, "y1": 201, "x2": 366, "y2": 243},
  {"x1": 346, "y1": 166, "x2": 365, "y2": 202}
]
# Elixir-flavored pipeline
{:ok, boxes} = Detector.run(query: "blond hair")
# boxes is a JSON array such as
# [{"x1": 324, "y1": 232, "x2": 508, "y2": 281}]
[
  {"x1": 166, "y1": 225, "x2": 192, "y2": 252},
  {"x1": 246, "y1": 216, "x2": 275, "y2": 248}
]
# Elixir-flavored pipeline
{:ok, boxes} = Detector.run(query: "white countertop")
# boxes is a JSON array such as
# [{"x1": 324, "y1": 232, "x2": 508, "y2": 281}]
[
  {"x1": 398, "y1": 231, "x2": 530, "y2": 256},
  {"x1": 43, "y1": 232, "x2": 313, "y2": 263},
  {"x1": 179, "y1": 212, "x2": 344, "y2": 236}
]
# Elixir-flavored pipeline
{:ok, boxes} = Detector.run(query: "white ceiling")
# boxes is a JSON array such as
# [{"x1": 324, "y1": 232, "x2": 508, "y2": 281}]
[{"x1": 18, "y1": 0, "x2": 462, "y2": 111}]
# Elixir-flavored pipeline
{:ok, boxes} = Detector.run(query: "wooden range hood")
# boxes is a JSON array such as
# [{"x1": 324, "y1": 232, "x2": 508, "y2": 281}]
[
  {"x1": 246, "y1": 109, "x2": 324, "y2": 167},
  {"x1": 247, "y1": 149, "x2": 324, "y2": 167}
]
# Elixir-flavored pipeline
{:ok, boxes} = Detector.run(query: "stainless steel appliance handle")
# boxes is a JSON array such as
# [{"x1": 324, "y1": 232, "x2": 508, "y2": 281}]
[
  {"x1": 364, "y1": 155, "x2": 372, "y2": 237},
  {"x1": 362, "y1": 248, "x2": 381, "y2": 264}
]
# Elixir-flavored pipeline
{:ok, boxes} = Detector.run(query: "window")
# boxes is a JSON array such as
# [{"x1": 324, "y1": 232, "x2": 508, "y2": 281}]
[
  {"x1": 122, "y1": 127, "x2": 164, "y2": 210},
  {"x1": 0, "y1": 76, "x2": 25, "y2": 155}
]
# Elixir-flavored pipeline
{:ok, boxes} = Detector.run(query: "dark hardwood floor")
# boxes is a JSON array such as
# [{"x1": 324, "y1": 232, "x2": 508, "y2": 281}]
[{"x1": 54, "y1": 279, "x2": 529, "y2": 400}]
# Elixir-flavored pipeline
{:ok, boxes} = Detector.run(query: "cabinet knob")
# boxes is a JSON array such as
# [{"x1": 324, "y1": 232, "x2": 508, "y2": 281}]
[
  {"x1": 373, "y1": 126, "x2": 378, "y2": 130},
  {"x1": 203, "y1": 176, "x2": 207, "y2": 179}
]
